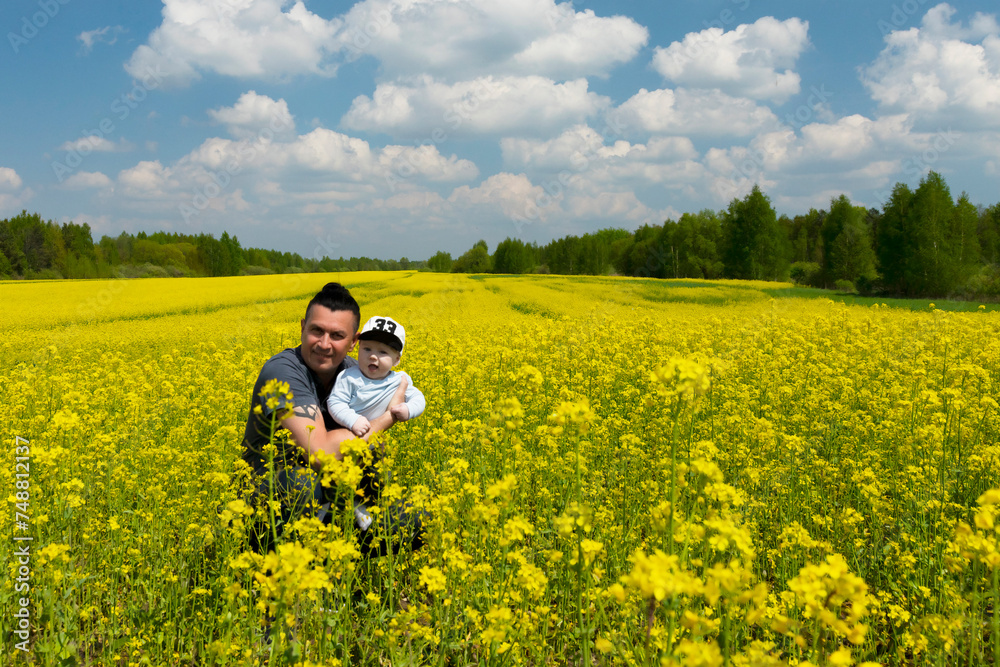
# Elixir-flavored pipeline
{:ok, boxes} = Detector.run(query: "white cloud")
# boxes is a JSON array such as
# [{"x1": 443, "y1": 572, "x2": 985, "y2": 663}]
[
  {"x1": 652, "y1": 17, "x2": 809, "y2": 103},
  {"x1": 378, "y1": 144, "x2": 480, "y2": 184},
  {"x1": 0, "y1": 167, "x2": 23, "y2": 191},
  {"x1": 283, "y1": 129, "x2": 376, "y2": 175},
  {"x1": 697, "y1": 114, "x2": 972, "y2": 209},
  {"x1": 65, "y1": 213, "x2": 114, "y2": 237},
  {"x1": 127, "y1": 0, "x2": 646, "y2": 88},
  {"x1": 563, "y1": 190, "x2": 664, "y2": 224},
  {"x1": 59, "y1": 137, "x2": 132, "y2": 153},
  {"x1": 62, "y1": 171, "x2": 114, "y2": 190},
  {"x1": 374, "y1": 191, "x2": 447, "y2": 211},
  {"x1": 0, "y1": 168, "x2": 33, "y2": 215},
  {"x1": 499, "y1": 125, "x2": 714, "y2": 216},
  {"x1": 502, "y1": 125, "x2": 615, "y2": 170},
  {"x1": 615, "y1": 88, "x2": 778, "y2": 137},
  {"x1": 335, "y1": 0, "x2": 647, "y2": 81},
  {"x1": 919, "y1": 3, "x2": 999, "y2": 40},
  {"x1": 511, "y1": 6, "x2": 649, "y2": 79},
  {"x1": 208, "y1": 91, "x2": 296, "y2": 139},
  {"x1": 862, "y1": 3, "x2": 1000, "y2": 125},
  {"x1": 118, "y1": 160, "x2": 178, "y2": 199},
  {"x1": 109, "y1": 122, "x2": 479, "y2": 225},
  {"x1": 449, "y1": 172, "x2": 559, "y2": 222},
  {"x1": 125, "y1": 0, "x2": 342, "y2": 86},
  {"x1": 501, "y1": 125, "x2": 699, "y2": 173},
  {"x1": 342, "y1": 75, "x2": 608, "y2": 137},
  {"x1": 799, "y1": 114, "x2": 913, "y2": 161},
  {"x1": 78, "y1": 26, "x2": 125, "y2": 53}
]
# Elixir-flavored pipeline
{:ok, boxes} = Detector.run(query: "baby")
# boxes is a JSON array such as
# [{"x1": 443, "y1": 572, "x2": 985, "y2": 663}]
[{"x1": 327, "y1": 315, "x2": 425, "y2": 438}]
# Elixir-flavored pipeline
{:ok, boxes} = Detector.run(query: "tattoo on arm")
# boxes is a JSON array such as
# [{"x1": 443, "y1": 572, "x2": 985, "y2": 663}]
[{"x1": 292, "y1": 404, "x2": 320, "y2": 420}]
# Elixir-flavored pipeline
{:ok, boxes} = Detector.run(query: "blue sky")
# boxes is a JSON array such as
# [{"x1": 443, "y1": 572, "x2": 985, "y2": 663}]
[{"x1": 1, "y1": 0, "x2": 998, "y2": 261}]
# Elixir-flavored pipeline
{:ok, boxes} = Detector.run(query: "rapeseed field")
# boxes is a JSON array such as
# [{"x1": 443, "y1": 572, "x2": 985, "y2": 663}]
[{"x1": 2, "y1": 272, "x2": 999, "y2": 666}]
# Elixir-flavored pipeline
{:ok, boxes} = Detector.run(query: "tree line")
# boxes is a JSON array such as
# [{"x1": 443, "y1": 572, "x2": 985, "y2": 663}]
[
  {"x1": 4, "y1": 171, "x2": 998, "y2": 299},
  {"x1": 0, "y1": 211, "x2": 419, "y2": 280},
  {"x1": 436, "y1": 172, "x2": 1000, "y2": 299}
]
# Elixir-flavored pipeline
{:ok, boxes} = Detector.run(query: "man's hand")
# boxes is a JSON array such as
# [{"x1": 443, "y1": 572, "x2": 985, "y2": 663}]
[
  {"x1": 390, "y1": 404, "x2": 410, "y2": 421},
  {"x1": 366, "y1": 376, "x2": 409, "y2": 441},
  {"x1": 352, "y1": 416, "x2": 372, "y2": 437}
]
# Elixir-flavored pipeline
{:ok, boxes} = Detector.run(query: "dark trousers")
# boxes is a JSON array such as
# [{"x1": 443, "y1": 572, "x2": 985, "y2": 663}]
[{"x1": 248, "y1": 461, "x2": 426, "y2": 557}]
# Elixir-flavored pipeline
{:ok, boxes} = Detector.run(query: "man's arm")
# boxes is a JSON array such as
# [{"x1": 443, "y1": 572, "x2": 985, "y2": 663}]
[
  {"x1": 353, "y1": 375, "x2": 409, "y2": 442},
  {"x1": 281, "y1": 379, "x2": 408, "y2": 470}
]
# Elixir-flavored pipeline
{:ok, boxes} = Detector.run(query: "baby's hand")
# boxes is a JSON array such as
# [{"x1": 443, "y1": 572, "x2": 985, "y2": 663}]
[
  {"x1": 390, "y1": 404, "x2": 410, "y2": 421},
  {"x1": 352, "y1": 417, "x2": 371, "y2": 437}
]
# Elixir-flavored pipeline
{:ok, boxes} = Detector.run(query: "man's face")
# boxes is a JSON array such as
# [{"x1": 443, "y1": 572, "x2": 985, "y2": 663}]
[
  {"x1": 357, "y1": 339, "x2": 401, "y2": 380},
  {"x1": 300, "y1": 305, "x2": 358, "y2": 383}
]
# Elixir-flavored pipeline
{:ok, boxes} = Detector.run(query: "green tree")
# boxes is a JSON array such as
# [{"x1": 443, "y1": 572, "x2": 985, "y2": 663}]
[
  {"x1": 980, "y1": 203, "x2": 1000, "y2": 265},
  {"x1": 877, "y1": 172, "x2": 980, "y2": 296},
  {"x1": 785, "y1": 208, "x2": 825, "y2": 265},
  {"x1": 876, "y1": 182, "x2": 914, "y2": 294},
  {"x1": 949, "y1": 193, "x2": 981, "y2": 287},
  {"x1": 492, "y1": 237, "x2": 536, "y2": 274},
  {"x1": 613, "y1": 223, "x2": 665, "y2": 277},
  {"x1": 452, "y1": 240, "x2": 492, "y2": 273},
  {"x1": 822, "y1": 195, "x2": 876, "y2": 288},
  {"x1": 907, "y1": 171, "x2": 955, "y2": 295},
  {"x1": 670, "y1": 210, "x2": 724, "y2": 279},
  {"x1": 220, "y1": 231, "x2": 245, "y2": 276},
  {"x1": 427, "y1": 250, "x2": 453, "y2": 273},
  {"x1": 721, "y1": 185, "x2": 788, "y2": 280}
]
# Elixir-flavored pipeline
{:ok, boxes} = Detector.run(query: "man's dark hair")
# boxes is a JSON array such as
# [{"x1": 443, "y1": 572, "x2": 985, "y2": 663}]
[{"x1": 305, "y1": 282, "x2": 361, "y2": 330}]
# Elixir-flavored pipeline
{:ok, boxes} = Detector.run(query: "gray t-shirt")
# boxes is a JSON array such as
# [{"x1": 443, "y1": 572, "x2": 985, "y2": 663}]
[{"x1": 241, "y1": 346, "x2": 357, "y2": 472}]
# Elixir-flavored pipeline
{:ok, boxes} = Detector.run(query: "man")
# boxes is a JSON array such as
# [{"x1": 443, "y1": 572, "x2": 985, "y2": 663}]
[{"x1": 242, "y1": 282, "x2": 421, "y2": 555}]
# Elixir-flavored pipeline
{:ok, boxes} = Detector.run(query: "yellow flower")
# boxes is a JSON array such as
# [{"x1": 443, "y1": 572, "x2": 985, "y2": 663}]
[
  {"x1": 622, "y1": 549, "x2": 703, "y2": 602},
  {"x1": 579, "y1": 539, "x2": 604, "y2": 567},
  {"x1": 501, "y1": 515, "x2": 535, "y2": 546},
  {"x1": 419, "y1": 566, "x2": 447, "y2": 594},
  {"x1": 548, "y1": 397, "x2": 595, "y2": 434},
  {"x1": 650, "y1": 358, "x2": 711, "y2": 405},
  {"x1": 516, "y1": 562, "x2": 548, "y2": 598}
]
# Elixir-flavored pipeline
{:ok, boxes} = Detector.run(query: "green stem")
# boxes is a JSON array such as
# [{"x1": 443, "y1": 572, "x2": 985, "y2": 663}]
[
  {"x1": 993, "y1": 567, "x2": 999, "y2": 666},
  {"x1": 573, "y1": 434, "x2": 590, "y2": 667},
  {"x1": 667, "y1": 403, "x2": 680, "y2": 555}
]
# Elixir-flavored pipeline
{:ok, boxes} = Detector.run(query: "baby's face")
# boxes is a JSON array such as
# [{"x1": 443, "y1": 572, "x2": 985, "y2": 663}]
[{"x1": 357, "y1": 339, "x2": 400, "y2": 380}]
